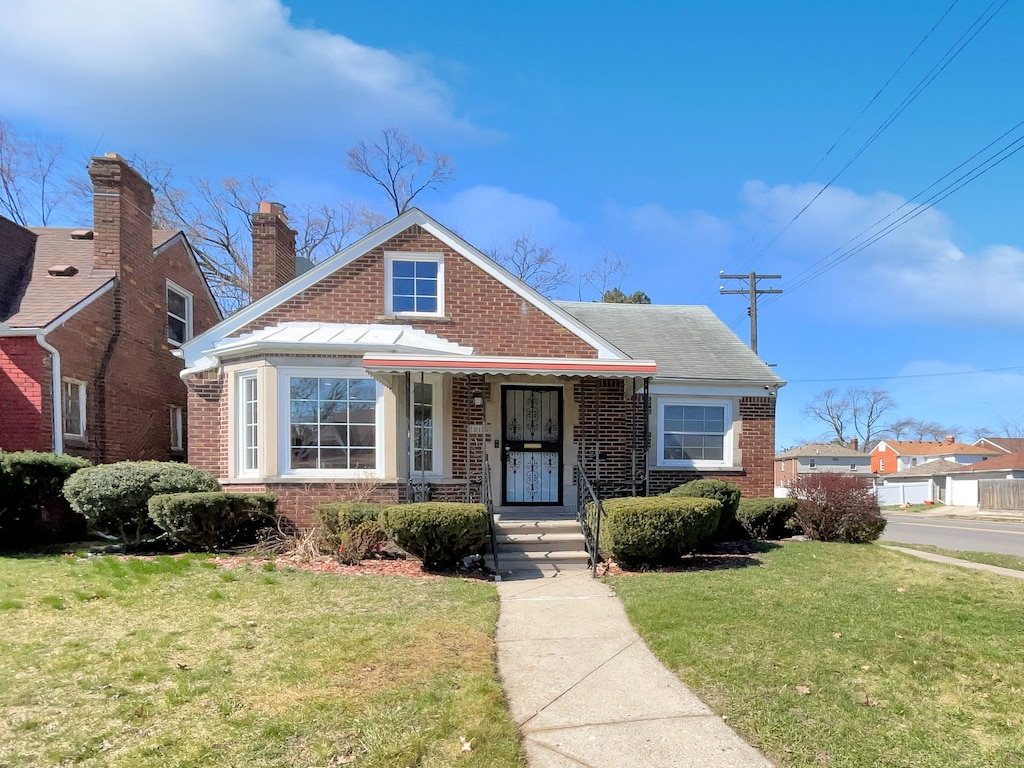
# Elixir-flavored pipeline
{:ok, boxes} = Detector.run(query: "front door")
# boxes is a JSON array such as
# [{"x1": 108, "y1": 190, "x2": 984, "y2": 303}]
[{"x1": 502, "y1": 386, "x2": 562, "y2": 505}]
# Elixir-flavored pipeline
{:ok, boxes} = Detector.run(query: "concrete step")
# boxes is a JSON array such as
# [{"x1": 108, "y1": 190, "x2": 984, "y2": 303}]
[
  {"x1": 496, "y1": 531, "x2": 586, "y2": 553},
  {"x1": 486, "y1": 549, "x2": 592, "y2": 574},
  {"x1": 492, "y1": 517, "x2": 582, "y2": 534}
]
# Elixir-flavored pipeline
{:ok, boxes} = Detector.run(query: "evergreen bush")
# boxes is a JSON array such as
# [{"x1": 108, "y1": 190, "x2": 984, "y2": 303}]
[
  {"x1": 148, "y1": 492, "x2": 276, "y2": 551},
  {"x1": 736, "y1": 497, "x2": 799, "y2": 539},
  {"x1": 589, "y1": 495, "x2": 721, "y2": 566},
  {"x1": 315, "y1": 502, "x2": 386, "y2": 554},
  {"x1": 0, "y1": 451, "x2": 90, "y2": 547},
  {"x1": 666, "y1": 478, "x2": 743, "y2": 539},
  {"x1": 378, "y1": 502, "x2": 486, "y2": 571}
]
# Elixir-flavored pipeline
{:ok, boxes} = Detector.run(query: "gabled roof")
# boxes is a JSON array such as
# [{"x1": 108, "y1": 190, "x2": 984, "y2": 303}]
[
  {"x1": 888, "y1": 459, "x2": 964, "y2": 478},
  {"x1": 949, "y1": 451, "x2": 1024, "y2": 473},
  {"x1": 973, "y1": 437, "x2": 1024, "y2": 454},
  {"x1": 874, "y1": 440, "x2": 1000, "y2": 457},
  {"x1": 1, "y1": 226, "x2": 115, "y2": 330},
  {"x1": 775, "y1": 442, "x2": 866, "y2": 460},
  {"x1": 180, "y1": 208, "x2": 626, "y2": 371},
  {"x1": 555, "y1": 302, "x2": 784, "y2": 385}
]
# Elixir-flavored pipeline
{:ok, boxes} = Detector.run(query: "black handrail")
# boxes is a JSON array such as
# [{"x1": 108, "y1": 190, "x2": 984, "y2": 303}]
[
  {"x1": 575, "y1": 458, "x2": 605, "y2": 578},
  {"x1": 481, "y1": 452, "x2": 499, "y2": 577}
]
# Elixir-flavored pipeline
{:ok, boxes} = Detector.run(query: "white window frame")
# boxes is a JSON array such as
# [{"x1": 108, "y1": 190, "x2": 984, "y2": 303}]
[
  {"x1": 655, "y1": 398, "x2": 733, "y2": 469},
  {"x1": 278, "y1": 367, "x2": 385, "y2": 478},
  {"x1": 170, "y1": 406, "x2": 184, "y2": 451},
  {"x1": 166, "y1": 280, "x2": 194, "y2": 346},
  {"x1": 62, "y1": 378, "x2": 87, "y2": 438},
  {"x1": 385, "y1": 252, "x2": 444, "y2": 317},
  {"x1": 237, "y1": 372, "x2": 259, "y2": 476},
  {"x1": 410, "y1": 375, "x2": 444, "y2": 477}
]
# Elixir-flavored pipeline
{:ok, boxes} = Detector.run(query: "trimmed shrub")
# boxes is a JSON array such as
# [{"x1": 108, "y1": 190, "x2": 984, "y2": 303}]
[
  {"x1": 378, "y1": 502, "x2": 487, "y2": 571},
  {"x1": 148, "y1": 492, "x2": 277, "y2": 551},
  {"x1": 0, "y1": 451, "x2": 91, "y2": 547},
  {"x1": 787, "y1": 473, "x2": 887, "y2": 543},
  {"x1": 590, "y1": 495, "x2": 721, "y2": 566},
  {"x1": 736, "y1": 497, "x2": 799, "y2": 539},
  {"x1": 666, "y1": 479, "x2": 743, "y2": 539},
  {"x1": 336, "y1": 521, "x2": 388, "y2": 565},
  {"x1": 315, "y1": 502, "x2": 386, "y2": 553},
  {"x1": 63, "y1": 461, "x2": 220, "y2": 543}
]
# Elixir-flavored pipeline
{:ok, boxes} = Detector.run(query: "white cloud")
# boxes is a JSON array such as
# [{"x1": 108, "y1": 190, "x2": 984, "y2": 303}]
[
  {"x1": 435, "y1": 185, "x2": 585, "y2": 253},
  {"x1": 0, "y1": 0, "x2": 481, "y2": 150}
]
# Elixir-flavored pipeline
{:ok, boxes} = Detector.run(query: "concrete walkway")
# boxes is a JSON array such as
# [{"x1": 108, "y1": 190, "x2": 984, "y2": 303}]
[
  {"x1": 495, "y1": 570, "x2": 774, "y2": 768},
  {"x1": 883, "y1": 545, "x2": 1024, "y2": 580}
]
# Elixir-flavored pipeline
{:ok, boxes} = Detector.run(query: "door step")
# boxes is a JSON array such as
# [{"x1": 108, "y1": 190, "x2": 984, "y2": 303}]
[{"x1": 488, "y1": 510, "x2": 589, "y2": 574}]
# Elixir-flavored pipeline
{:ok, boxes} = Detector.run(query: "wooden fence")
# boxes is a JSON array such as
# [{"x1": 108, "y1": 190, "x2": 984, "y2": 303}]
[{"x1": 978, "y1": 479, "x2": 1024, "y2": 511}]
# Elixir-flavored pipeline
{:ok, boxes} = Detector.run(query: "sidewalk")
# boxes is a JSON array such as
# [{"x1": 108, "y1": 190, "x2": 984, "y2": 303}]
[
  {"x1": 883, "y1": 545, "x2": 1024, "y2": 580},
  {"x1": 495, "y1": 571, "x2": 774, "y2": 768}
]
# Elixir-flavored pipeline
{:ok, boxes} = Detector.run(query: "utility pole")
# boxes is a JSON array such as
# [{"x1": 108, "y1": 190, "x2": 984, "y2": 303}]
[{"x1": 719, "y1": 271, "x2": 782, "y2": 355}]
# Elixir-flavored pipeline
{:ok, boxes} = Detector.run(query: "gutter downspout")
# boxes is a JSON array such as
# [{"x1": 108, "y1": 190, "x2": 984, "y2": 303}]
[{"x1": 36, "y1": 333, "x2": 63, "y2": 455}]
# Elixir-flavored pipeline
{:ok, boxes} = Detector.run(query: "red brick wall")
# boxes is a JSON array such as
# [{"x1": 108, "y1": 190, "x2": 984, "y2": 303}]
[
  {"x1": 0, "y1": 337, "x2": 47, "y2": 452},
  {"x1": 241, "y1": 226, "x2": 597, "y2": 357},
  {"x1": 185, "y1": 371, "x2": 228, "y2": 477},
  {"x1": 251, "y1": 204, "x2": 296, "y2": 302}
]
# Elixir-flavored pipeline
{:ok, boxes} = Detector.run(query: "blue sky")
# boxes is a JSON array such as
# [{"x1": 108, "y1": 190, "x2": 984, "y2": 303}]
[{"x1": 2, "y1": 0, "x2": 1023, "y2": 449}]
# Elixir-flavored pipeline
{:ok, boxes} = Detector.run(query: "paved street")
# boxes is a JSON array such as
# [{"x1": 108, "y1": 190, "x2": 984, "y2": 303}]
[{"x1": 882, "y1": 514, "x2": 1024, "y2": 557}]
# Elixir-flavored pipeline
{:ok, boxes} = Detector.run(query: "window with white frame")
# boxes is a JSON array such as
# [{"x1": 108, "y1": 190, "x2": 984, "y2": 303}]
[
  {"x1": 386, "y1": 253, "x2": 443, "y2": 316},
  {"x1": 657, "y1": 400, "x2": 731, "y2": 467},
  {"x1": 62, "y1": 379, "x2": 86, "y2": 438},
  {"x1": 167, "y1": 281, "x2": 194, "y2": 345},
  {"x1": 412, "y1": 380, "x2": 435, "y2": 473},
  {"x1": 170, "y1": 406, "x2": 184, "y2": 451},
  {"x1": 238, "y1": 373, "x2": 259, "y2": 475},
  {"x1": 287, "y1": 374, "x2": 379, "y2": 472}
]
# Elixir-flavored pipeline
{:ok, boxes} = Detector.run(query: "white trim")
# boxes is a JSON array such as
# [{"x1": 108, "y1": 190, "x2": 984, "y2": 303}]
[
  {"x1": 385, "y1": 251, "x2": 445, "y2": 317},
  {"x1": 178, "y1": 208, "x2": 625, "y2": 370},
  {"x1": 61, "y1": 377, "x2": 87, "y2": 439},
  {"x1": 277, "y1": 366, "x2": 385, "y2": 479},
  {"x1": 155, "y1": 232, "x2": 222, "y2": 320},
  {"x1": 237, "y1": 371, "x2": 259, "y2": 476},
  {"x1": 410, "y1": 375, "x2": 444, "y2": 477},
  {"x1": 654, "y1": 397, "x2": 734, "y2": 469},
  {"x1": 166, "y1": 279, "x2": 194, "y2": 346}
]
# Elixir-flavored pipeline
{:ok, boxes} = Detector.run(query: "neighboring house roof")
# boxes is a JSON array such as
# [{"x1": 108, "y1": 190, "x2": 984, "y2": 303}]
[
  {"x1": 775, "y1": 442, "x2": 866, "y2": 460},
  {"x1": 949, "y1": 451, "x2": 1024, "y2": 473},
  {"x1": 180, "y1": 208, "x2": 627, "y2": 372},
  {"x1": 555, "y1": 302, "x2": 784, "y2": 385},
  {"x1": 973, "y1": 437, "x2": 1024, "y2": 454},
  {"x1": 874, "y1": 440, "x2": 1000, "y2": 457},
  {"x1": 1, "y1": 227, "x2": 115, "y2": 330},
  {"x1": 888, "y1": 459, "x2": 963, "y2": 478}
]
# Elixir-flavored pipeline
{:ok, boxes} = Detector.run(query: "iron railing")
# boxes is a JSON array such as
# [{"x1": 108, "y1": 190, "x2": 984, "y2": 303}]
[
  {"x1": 480, "y1": 451, "x2": 500, "y2": 576},
  {"x1": 575, "y1": 457, "x2": 605, "y2": 578}
]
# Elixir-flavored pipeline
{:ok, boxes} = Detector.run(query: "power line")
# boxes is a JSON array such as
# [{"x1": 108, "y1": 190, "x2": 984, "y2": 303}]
[{"x1": 788, "y1": 364, "x2": 1024, "y2": 384}]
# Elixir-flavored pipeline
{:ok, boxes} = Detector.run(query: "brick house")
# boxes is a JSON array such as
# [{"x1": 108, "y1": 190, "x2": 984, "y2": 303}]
[
  {"x1": 179, "y1": 207, "x2": 784, "y2": 526},
  {"x1": 774, "y1": 441, "x2": 872, "y2": 486},
  {"x1": 0, "y1": 153, "x2": 220, "y2": 463}
]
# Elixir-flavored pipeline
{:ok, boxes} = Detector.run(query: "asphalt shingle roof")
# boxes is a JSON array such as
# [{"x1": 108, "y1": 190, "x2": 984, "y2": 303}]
[
  {"x1": 776, "y1": 442, "x2": 866, "y2": 459},
  {"x1": 555, "y1": 302, "x2": 784, "y2": 384},
  {"x1": 888, "y1": 459, "x2": 964, "y2": 478}
]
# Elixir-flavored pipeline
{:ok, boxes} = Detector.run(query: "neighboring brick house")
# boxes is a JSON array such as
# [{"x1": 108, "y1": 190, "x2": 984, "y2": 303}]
[
  {"x1": 178, "y1": 207, "x2": 784, "y2": 526},
  {"x1": 871, "y1": 437, "x2": 1000, "y2": 475},
  {"x1": 0, "y1": 153, "x2": 220, "y2": 463},
  {"x1": 774, "y1": 441, "x2": 871, "y2": 486}
]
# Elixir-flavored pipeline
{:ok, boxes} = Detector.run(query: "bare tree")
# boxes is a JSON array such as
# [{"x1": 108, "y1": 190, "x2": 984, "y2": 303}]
[
  {"x1": 141, "y1": 158, "x2": 371, "y2": 313},
  {"x1": 883, "y1": 418, "x2": 956, "y2": 442},
  {"x1": 346, "y1": 127, "x2": 454, "y2": 216},
  {"x1": 487, "y1": 233, "x2": 573, "y2": 297},
  {"x1": 580, "y1": 251, "x2": 629, "y2": 299},
  {"x1": 805, "y1": 387, "x2": 898, "y2": 449},
  {"x1": 848, "y1": 387, "x2": 897, "y2": 447},
  {"x1": 0, "y1": 119, "x2": 82, "y2": 225},
  {"x1": 804, "y1": 388, "x2": 852, "y2": 446}
]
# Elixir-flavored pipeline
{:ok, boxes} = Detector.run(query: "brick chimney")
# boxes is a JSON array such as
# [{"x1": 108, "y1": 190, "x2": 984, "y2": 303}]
[
  {"x1": 849, "y1": 437, "x2": 859, "y2": 452},
  {"x1": 250, "y1": 201, "x2": 296, "y2": 302},
  {"x1": 88, "y1": 153, "x2": 155, "y2": 274},
  {"x1": 945, "y1": 435, "x2": 956, "y2": 444}
]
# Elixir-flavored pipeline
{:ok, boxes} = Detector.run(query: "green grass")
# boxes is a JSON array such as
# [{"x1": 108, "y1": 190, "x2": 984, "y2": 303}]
[
  {"x1": 0, "y1": 554, "x2": 524, "y2": 768},
  {"x1": 881, "y1": 542, "x2": 1024, "y2": 572},
  {"x1": 610, "y1": 541, "x2": 1024, "y2": 768}
]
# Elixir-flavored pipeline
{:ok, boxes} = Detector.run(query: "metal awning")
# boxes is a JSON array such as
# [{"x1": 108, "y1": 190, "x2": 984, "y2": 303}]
[{"x1": 362, "y1": 353, "x2": 656, "y2": 378}]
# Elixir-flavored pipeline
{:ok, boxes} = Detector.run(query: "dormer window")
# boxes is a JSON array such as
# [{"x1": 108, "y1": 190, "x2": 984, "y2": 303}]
[{"x1": 386, "y1": 253, "x2": 443, "y2": 316}]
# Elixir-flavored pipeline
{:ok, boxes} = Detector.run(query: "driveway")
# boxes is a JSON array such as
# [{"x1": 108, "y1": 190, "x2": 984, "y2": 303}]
[{"x1": 882, "y1": 513, "x2": 1024, "y2": 557}]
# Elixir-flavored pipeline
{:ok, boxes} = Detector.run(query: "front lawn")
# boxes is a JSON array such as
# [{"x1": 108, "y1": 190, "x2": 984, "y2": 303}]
[
  {"x1": 0, "y1": 555, "x2": 524, "y2": 767},
  {"x1": 610, "y1": 542, "x2": 1024, "y2": 768}
]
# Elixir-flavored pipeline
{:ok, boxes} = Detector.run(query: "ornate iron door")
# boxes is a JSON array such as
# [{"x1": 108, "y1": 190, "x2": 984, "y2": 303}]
[{"x1": 502, "y1": 386, "x2": 562, "y2": 505}]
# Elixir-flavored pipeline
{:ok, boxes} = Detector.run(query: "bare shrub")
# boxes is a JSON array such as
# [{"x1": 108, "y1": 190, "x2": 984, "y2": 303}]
[{"x1": 787, "y1": 473, "x2": 886, "y2": 543}]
